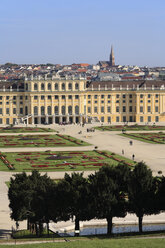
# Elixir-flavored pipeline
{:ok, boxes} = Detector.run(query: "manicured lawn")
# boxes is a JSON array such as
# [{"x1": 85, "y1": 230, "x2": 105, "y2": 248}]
[
  {"x1": 121, "y1": 133, "x2": 165, "y2": 144},
  {"x1": 0, "y1": 238, "x2": 165, "y2": 248},
  {"x1": 0, "y1": 150, "x2": 135, "y2": 172},
  {"x1": 0, "y1": 127, "x2": 56, "y2": 133},
  {"x1": 0, "y1": 134, "x2": 90, "y2": 148},
  {"x1": 95, "y1": 125, "x2": 165, "y2": 132}
]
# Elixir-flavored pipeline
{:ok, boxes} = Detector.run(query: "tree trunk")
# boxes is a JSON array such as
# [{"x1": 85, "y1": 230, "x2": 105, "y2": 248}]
[
  {"x1": 138, "y1": 216, "x2": 143, "y2": 233},
  {"x1": 107, "y1": 216, "x2": 113, "y2": 235},
  {"x1": 75, "y1": 216, "x2": 80, "y2": 237},
  {"x1": 47, "y1": 222, "x2": 49, "y2": 237},
  {"x1": 35, "y1": 223, "x2": 39, "y2": 237}
]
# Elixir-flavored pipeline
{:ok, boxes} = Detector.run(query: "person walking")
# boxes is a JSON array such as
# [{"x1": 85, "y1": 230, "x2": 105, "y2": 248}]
[
  {"x1": 132, "y1": 154, "x2": 135, "y2": 160},
  {"x1": 122, "y1": 149, "x2": 124, "y2": 155}
]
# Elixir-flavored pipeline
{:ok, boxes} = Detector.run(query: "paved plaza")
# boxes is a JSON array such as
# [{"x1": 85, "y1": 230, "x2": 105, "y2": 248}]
[{"x1": 1, "y1": 123, "x2": 165, "y2": 238}]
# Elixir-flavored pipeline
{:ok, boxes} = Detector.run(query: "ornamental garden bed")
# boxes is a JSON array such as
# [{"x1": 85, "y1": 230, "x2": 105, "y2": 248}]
[
  {"x1": 121, "y1": 132, "x2": 165, "y2": 144},
  {"x1": 0, "y1": 150, "x2": 135, "y2": 172},
  {"x1": 0, "y1": 134, "x2": 90, "y2": 147},
  {"x1": 95, "y1": 125, "x2": 165, "y2": 132},
  {"x1": 0, "y1": 127, "x2": 56, "y2": 133}
]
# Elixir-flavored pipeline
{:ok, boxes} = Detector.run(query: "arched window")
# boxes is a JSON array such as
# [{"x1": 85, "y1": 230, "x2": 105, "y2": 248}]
[
  {"x1": 68, "y1": 106, "x2": 72, "y2": 115},
  {"x1": 55, "y1": 83, "x2": 58, "y2": 90},
  {"x1": 47, "y1": 106, "x2": 52, "y2": 115},
  {"x1": 62, "y1": 83, "x2": 65, "y2": 90},
  {"x1": 41, "y1": 83, "x2": 45, "y2": 91},
  {"x1": 41, "y1": 106, "x2": 45, "y2": 115},
  {"x1": 48, "y1": 83, "x2": 51, "y2": 91},
  {"x1": 55, "y1": 106, "x2": 59, "y2": 115},
  {"x1": 75, "y1": 105, "x2": 79, "y2": 114},
  {"x1": 25, "y1": 83, "x2": 28, "y2": 91},
  {"x1": 34, "y1": 83, "x2": 38, "y2": 91},
  {"x1": 62, "y1": 106, "x2": 66, "y2": 115},
  {"x1": 34, "y1": 106, "x2": 38, "y2": 116},
  {"x1": 75, "y1": 83, "x2": 79, "y2": 90},
  {"x1": 68, "y1": 83, "x2": 72, "y2": 90}
]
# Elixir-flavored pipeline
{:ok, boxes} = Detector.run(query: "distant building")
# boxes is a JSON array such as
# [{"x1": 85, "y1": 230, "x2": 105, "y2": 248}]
[{"x1": 109, "y1": 45, "x2": 115, "y2": 66}]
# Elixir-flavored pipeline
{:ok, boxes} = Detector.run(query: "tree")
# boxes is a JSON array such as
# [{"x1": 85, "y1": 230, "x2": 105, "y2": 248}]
[
  {"x1": 89, "y1": 164, "x2": 129, "y2": 235},
  {"x1": 127, "y1": 162, "x2": 157, "y2": 233}
]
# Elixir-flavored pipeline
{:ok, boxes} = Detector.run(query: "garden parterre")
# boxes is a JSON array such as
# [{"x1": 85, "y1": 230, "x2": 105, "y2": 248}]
[
  {"x1": 0, "y1": 134, "x2": 90, "y2": 147},
  {"x1": 121, "y1": 132, "x2": 165, "y2": 144},
  {"x1": 0, "y1": 150, "x2": 135, "y2": 171},
  {"x1": 95, "y1": 125, "x2": 165, "y2": 131},
  {"x1": 0, "y1": 127, "x2": 56, "y2": 133}
]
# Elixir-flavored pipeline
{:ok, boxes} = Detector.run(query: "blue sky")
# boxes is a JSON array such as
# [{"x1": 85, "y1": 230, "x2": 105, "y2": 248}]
[{"x1": 0, "y1": 0, "x2": 165, "y2": 66}]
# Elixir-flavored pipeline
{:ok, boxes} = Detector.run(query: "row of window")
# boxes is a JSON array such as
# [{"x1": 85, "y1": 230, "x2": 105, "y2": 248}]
[
  {"x1": 33, "y1": 83, "x2": 79, "y2": 91},
  {"x1": 34, "y1": 106, "x2": 79, "y2": 115},
  {"x1": 34, "y1": 95, "x2": 80, "y2": 100},
  {"x1": 0, "y1": 96, "x2": 28, "y2": 100}
]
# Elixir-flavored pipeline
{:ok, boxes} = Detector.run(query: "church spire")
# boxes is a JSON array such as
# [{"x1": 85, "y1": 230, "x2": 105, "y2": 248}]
[{"x1": 109, "y1": 45, "x2": 115, "y2": 66}]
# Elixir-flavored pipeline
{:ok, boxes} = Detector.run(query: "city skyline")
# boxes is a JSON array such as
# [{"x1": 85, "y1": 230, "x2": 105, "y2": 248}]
[{"x1": 0, "y1": 0, "x2": 164, "y2": 66}]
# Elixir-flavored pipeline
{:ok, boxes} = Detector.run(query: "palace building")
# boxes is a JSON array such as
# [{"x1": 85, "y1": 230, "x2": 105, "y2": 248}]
[{"x1": 0, "y1": 75, "x2": 165, "y2": 125}]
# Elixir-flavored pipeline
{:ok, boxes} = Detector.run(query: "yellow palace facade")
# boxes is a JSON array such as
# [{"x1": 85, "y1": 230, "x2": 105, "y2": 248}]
[{"x1": 0, "y1": 76, "x2": 165, "y2": 125}]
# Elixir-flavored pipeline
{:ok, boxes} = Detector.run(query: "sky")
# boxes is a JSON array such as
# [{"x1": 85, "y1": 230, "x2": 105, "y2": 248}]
[{"x1": 0, "y1": 0, "x2": 165, "y2": 66}]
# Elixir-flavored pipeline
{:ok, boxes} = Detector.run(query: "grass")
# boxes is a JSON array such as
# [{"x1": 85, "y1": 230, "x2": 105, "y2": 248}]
[
  {"x1": 0, "y1": 238, "x2": 165, "y2": 248},
  {"x1": 95, "y1": 125, "x2": 165, "y2": 132},
  {"x1": 0, "y1": 134, "x2": 90, "y2": 148},
  {"x1": 120, "y1": 133, "x2": 165, "y2": 144},
  {"x1": 0, "y1": 127, "x2": 56, "y2": 133},
  {"x1": 0, "y1": 150, "x2": 135, "y2": 172}
]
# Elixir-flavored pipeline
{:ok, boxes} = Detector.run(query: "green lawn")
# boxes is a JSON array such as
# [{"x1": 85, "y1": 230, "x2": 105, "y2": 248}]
[
  {"x1": 0, "y1": 150, "x2": 135, "y2": 172},
  {"x1": 0, "y1": 134, "x2": 90, "y2": 148},
  {"x1": 0, "y1": 127, "x2": 56, "y2": 133},
  {"x1": 121, "y1": 133, "x2": 165, "y2": 144},
  {"x1": 0, "y1": 238, "x2": 164, "y2": 248},
  {"x1": 95, "y1": 125, "x2": 165, "y2": 132}
]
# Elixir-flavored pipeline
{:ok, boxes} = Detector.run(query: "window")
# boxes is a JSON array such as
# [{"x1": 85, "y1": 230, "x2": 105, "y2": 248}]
[
  {"x1": 155, "y1": 106, "x2": 159, "y2": 112},
  {"x1": 41, "y1": 95, "x2": 45, "y2": 100},
  {"x1": 41, "y1": 106, "x2": 45, "y2": 115},
  {"x1": 140, "y1": 106, "x2": 143, "y2": 113},
  {"x1": 6, "y1": 108, "x2": 9, "y2": 114},
  {"x1": 13, "y1": 96, "x2": 16, "y2": 100},
  {"x1": 129, "y1": 94, "x2": 132, "y2": 98},
  {"x1": 123, "y1": 106, "x2": 126, "y2": 112},
  {"x1": 129, "y1": 100, "x2": 132, "y2": 103},
  {"x1": 55, "y1": 106, "x2": 59, "y2": 115},
  {"x1": 116, "y1": 116, "x2": 119, "y2": 122},
  {"x1": 101, "y1": 106, "x2": 104, "y2": 113},
  {"x1": 116, "y1": 106, "x2": 119, "y2": 112},
  {"x1": 123, "y1": 100, "x2": 126, "y2": 103},
  {"x1": 140, "y1": 100, "x2": 143, "y2": 103},
  {"x1": 88, "y1": 101, "x2": 91, "y2": 104},
  {"x1": 54, "y1": 95, "x2": 58, "y2": 99},
  {"x1": 34, "y1": 96, "x2": 38, "y2": 100},
  {"x1": 101, "y1": 95, "x2": 104, "y2": 99},
  {"x1": 75, "y1": 106, "x2": 79, "y2": 114},
  {"x1": 94, "y1": 107, "x2": 97, "y2": 113},
  {"x1": 140, "y1": 116, "x2": 143, "y2": 122},
  {"x1": 47, "y1": 95, "x2": 51, "y2": 100},
  {"x1": 62, "y1": 106, "x2": 66, "y2": 115},
  {"x1": 107, "y1": 106, "x2": 111, "y2": 113},
  {"x1": 116, "y1": 100, "x2": 119, "y2": 103},
  {"x1": 68, "y1": 83, "x2": 72, "y2": 90},
  {"x1": 0, "y1": 102, "x2": 2, "y2": 105},
  {"x1": 25, "y1": 106, "x2": 28, "y2": 115},
  {"x1": 129, "y1": 106, "x2": 132, "y2": 112},
  {"x1": 148, "y1": 116, "x2": 151, "y2": 122},
  {"x1": 88, "y1": 107, "x2": 91, "y2": 113},
  {"x1": 123, "y1": 116, "x2": 126, "y2": 122},
  {"x1": 123, "y1": 94, "x2": 126, "y2": 98},
  {"x1": 6, "y1": 102, "x2": 9, "y2": 105},
  {"x1": 140, "y1": 94, "x2": 143, "y2": 98},
  {"x1": 41, "y1": 83, "x2": 45, "y2": 90},
  {"x1": 34, "y1": 106, "x2": 38, "y2": 116},
  {"x1": 94, "y1": 101, "x2": 97, "y2": 103},
  {"x1": 0, "y1": 96, "x2": 2, "y2": 100},
  {"x1": 75, "y1": 95, "x2": 79, "y2": 99},
  {"x1": 34, "y1": 83, "x2": 38, "y2": 90},
  {"x1": 68, "y1": 95, "x2": 72, "y2": 99},
  {"x1": 6, "y1": 96, "x2": 9, "y2": 100},
  {"x1": 88, "y1": 95, "x2": 91, "y2": 99},
  {"x1": 101, "y1": 101, "x2": 104, "y2": 103},
  {"x1": 13, "y1": 102, "x2": 16, "y2": 105},
  {"x1": 108, "y1": 100, "x2": 110, "y2": 103},
  {"x1": 101, "y1": 117, "x2": 104, "y2": 122},
  {"x1": 75, "y1": 83, "x2": 79, "y2": 90},
  {"x1": 94, "y1": 95, "x2": 97, "y2": 99},
  {"x1": 25, "y1": 83, "x2": 28, "y2": 91},
  {"x1": 148, "y1": 94, "x2": 151, "y2": 98},
  {"x1": 13, "y1": 108, "x2": 16, "y2": 114},
  {"x1": 48, "y1": 83, "x2": 51, "y2": 90},
  {"x1": 13, "y1": 118, "x2": 16, "y2": 124},
  {"x1": 62, "y1": 95, "x2": 65, "y2": 99},
  {"x1": 108, "y1": 95, "x2": 111, "y2": 99},
  {"x1": 148, "y1": 100, "x2": 151, "y2": 103},
  {"x1": 147, "y1": 106, "x2": 151, "y2": 112},
  {"x1": 25, "y1": 96, "x2": 28, "y2": 100},
  {"x1": 20, "y1": 108, "x2": 23, "y2": 114},
  {"x1": 0, "y1": 108, "x2": 2, "y2": 114},
  {"x1": 116, "y1": 94, "x2": 120, "y2": 98},
  {"x1": 108, "y1": 116, "x2": 111, "y2": 123},
  {"x1": 47, "y1": 106, "x2": 52, "y2": 115},
  {"x1": 129, "y1": 116, "x2": 133, "y2": 122},
  {"x1": 55, "y1": 83, "x2": 58, "y2": 90},
  {"x1": 6, "y1": 118, "x2": 9, "y2": 124},
  {"x1": 68, "y1": 106, "x2": 72, "y2": 115},
  {"x1": 155, "y1": 116, "x2": 159, "y2": 122},
  {"x1": 20, "y1": 101, "x2": 23, "y2": 105},
  {"x1": 0, "y1": 118, "x2": 2, "y2": 124},
  {"x1": 62, "y1": 83, "x2": 65, "y2": 90},
  {"x1": 155, "y1": 100, "x2": 158, "y2": 103},
  {"x1": 155, "y1": 94, "x2": 159, "y2": 98}
]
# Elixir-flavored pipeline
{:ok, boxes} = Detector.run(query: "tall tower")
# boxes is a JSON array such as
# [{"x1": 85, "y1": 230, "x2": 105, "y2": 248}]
[{"x1": 109, "y1": 45, "x2": 115, "y2": 66}]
